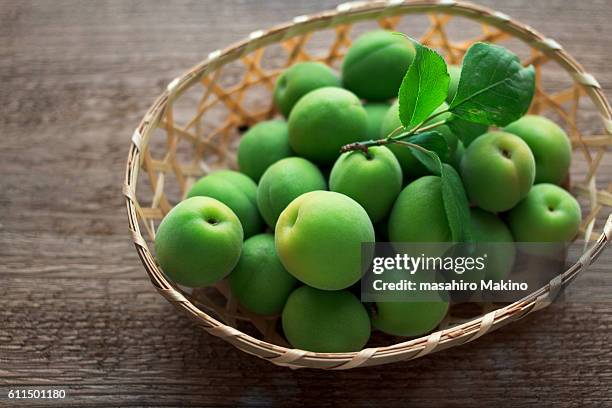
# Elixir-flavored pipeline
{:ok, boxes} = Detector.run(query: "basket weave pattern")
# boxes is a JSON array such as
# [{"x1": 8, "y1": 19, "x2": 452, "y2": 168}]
[{"x1": 124, "y1": 0, "x2": 612, "y2": 369}]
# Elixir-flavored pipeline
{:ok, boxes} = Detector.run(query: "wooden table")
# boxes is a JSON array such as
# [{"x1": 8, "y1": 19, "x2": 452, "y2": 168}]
[{"x1": 2, "y1": 0, "x2": 611, "y2": 406}]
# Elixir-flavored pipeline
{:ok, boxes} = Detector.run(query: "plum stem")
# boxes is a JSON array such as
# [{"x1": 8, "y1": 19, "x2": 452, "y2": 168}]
[{"x1": 339, "y1": 139, "x2": 384, "y2": 156}]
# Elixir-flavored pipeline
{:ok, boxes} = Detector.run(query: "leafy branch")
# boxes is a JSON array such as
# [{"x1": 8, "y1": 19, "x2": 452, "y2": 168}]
[
  {"x1": 340, "y1": 37, "x2": 535, "y2": 242},
  {"x1": 340, "y1": 126, "x2": 448, "y2": 159}
]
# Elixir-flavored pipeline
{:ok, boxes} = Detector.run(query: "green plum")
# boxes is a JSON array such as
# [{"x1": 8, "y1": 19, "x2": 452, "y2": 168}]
[
  {"x1": 257, "y1": 157, "x2": 326, "y2": 228},
  {"x1": 450, "y1": 140, "x2": 465, "y2": 171},
  {"x1": 228, "y1": 233, "x2": 298, "y2": 315},
  {"x1": 273, "y1": 61, "x2": 341, "y2": 117},
  {"x1": 187, "y1": 170, "x2": 263, "y2": 238},
  {"x1": 342, "y1": 30, "x2": 416, "y2": 101},
  {"x1": 237, "y1": 120, "x2": 292, "y2": 182},
  {"x1": 378, "y1": 99, "x2": 401, "y2": 137},
  {"x1": 446, "y1": 64, "x2": 461, "y2": 104},
  {"x1": 282, "y1": 286, "x2": 371, "y2": 352},
  {"x1": 508, "y1": 183, "x2": 581, "y2": 243},
  {"x1": 386, "y1": 145, "x2": 429, "y2": 180},
  {"x1": 372, "y1": 267, "x2": 449, "y2": 337},
  {"x1": 461, "y1": 131, "x2": 535, "y2": 213},
  {"x1": 380, "y1": 101, "x2": 458, "y2": 179},
  {"x1": 275, "y1": 191, "x2": 375, "y2": 291},
  {"x1": 363, "y1": 102, "x2": 391, "y2": 139},
  {"x1": 504, "y1": 115, "x2": 572, "y2": 185},
  {"x1": 388, "y1": 176, "x2": 452, "y2": 243},
  {"x1": 470, "y1": 208, "x2": 515, "y2": 282},
  {"x1": 155, "y1": 197, "x2": 243, "y2": 287},
  {"x1": 329, "y1": 146, "x2": 402, "y2": 222},
  {"x1": 372, "y1": 300, "x2": 448, "y2": 337},
  {"x1": 288, "y1": 87, "x2": 369, "y2": 165},
  {"x1": 381, "y1": 108, "x2": 425, "y2": 178}
]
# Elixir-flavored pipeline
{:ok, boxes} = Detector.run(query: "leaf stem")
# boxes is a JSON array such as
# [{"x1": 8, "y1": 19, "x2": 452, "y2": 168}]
[
  {"x1": 386, "y1": 125, "x2": 406, "y2": 140},
  {"x1": 389, "y1": 140, "x2": 437, "y2": 157},
  {"x1": 410, "y1": 108, "x2": 449, "y2": 134},
  {"x1": 340, "y1": 112, "x2": 448, "y2": 154},
  {"x1": 409, "y1": 119, "x2": 446, "y2": 135}
]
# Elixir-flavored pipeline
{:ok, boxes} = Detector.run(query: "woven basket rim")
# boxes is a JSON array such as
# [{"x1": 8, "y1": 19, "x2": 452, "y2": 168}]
[{"x1": 124, "y1": 0, "x2": 612, "y2": 370}]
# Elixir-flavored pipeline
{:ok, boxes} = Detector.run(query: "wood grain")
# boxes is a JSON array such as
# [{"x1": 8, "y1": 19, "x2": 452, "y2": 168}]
[{"x1": 1, "y1": 0, "x2": 611, "y2": 406}]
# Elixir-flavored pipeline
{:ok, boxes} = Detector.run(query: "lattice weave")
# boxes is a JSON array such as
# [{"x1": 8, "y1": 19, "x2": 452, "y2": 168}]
[{"x1": 124, "y1": 0, "x2": 612, "y2": 369}]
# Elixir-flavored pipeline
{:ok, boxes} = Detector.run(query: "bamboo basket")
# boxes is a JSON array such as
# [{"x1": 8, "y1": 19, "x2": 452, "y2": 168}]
[{"x1": 123, "y1": 0, "x2": 612, "y2": 369}]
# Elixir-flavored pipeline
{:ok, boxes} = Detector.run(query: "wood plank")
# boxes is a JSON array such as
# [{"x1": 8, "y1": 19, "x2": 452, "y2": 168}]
[{"x1": 1, "y1": 0, "x2": 612, "y2": 406}]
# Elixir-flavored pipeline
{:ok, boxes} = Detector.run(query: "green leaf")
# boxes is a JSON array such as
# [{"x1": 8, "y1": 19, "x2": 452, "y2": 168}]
[
  {"x1": 407, "y1": 144, "x2": 442, "y2": 176},
  {"x1": 403, "y1": 145, "x2": 472, "y2": 242},
  {"x1": 398, "y1": 41, "x2": 450, "y2": 129},
  {"x1": 446, "y1": 114, "x2": 489, "y2": 147},
  {"x1": 440, "y1": 164, "x2": 473, "y2": 242},
  {"x1": 449, "y1": 42, "x2": 535, "y2": 127},
  {"x1": 405, "y1": 131, "x2": 448, "y2": 159}
]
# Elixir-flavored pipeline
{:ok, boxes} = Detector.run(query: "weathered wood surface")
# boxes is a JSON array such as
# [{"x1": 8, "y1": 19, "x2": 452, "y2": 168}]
[{"x1": 1, "y1": 0, "x2": 611, "y2": 406}]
